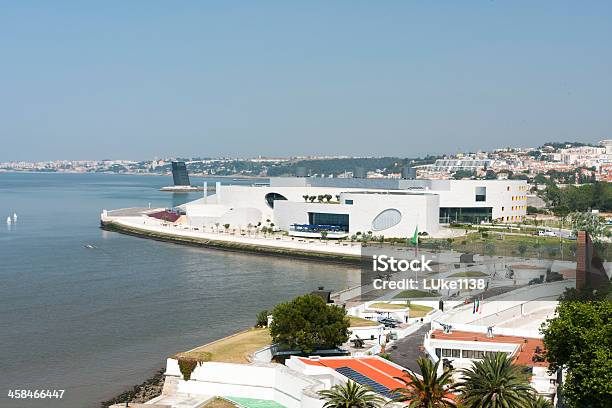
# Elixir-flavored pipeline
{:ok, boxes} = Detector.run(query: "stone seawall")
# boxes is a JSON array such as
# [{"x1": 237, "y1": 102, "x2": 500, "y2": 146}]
[{"x1": 100, "y1": 220, "x2": 361, "y2": 265}]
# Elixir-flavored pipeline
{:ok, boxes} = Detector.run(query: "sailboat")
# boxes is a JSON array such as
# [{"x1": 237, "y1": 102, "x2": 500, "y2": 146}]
[
  {"x1": 13, "y1": 213, "x2": 17, "y2": 223},
  {"x1": 6, "y1": 216, "x2": 12, "y2": 225}
]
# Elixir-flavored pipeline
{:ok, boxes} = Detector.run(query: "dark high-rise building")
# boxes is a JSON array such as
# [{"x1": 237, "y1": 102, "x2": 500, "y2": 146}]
[{"x1": 171, "y1": 161, "x2": 191, "y2": 186}]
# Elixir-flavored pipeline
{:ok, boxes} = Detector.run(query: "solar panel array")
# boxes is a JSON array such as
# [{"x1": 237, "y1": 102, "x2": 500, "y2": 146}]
[{"x1": 335, "y1": 366, "x2": 400, "y2": 400}]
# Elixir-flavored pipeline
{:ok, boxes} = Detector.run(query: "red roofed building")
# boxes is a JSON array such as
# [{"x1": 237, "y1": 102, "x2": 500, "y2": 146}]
[{"x1": 423, "y1": 328, "x2": 557, "y2": 403}]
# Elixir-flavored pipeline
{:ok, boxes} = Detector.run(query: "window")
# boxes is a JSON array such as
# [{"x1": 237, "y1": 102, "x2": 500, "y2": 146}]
[
  {"x1": 507, "y1": 186, "x2": 510, "y2": 191},
  {"x1": 501, "y1": 207, "x2": 505, "y2": 211},
  {"x1": 475, "y1": 186, "x2": 486, "y2": 202},
  {"x1": 265, "y1": 192, "x2": 287, "y2": 209},
  {"x1": 371, "y1": 209, "x2": 402, "y2": 231},
  {"x1": 308, "y1": 212, "x2": 349, "y2": 231},
  {"x1": 439, "y1": 207, "x2": 492, "y2": 224},
  {"x1": 345, "y1": 199, "x2": 354, "y2": 205}
]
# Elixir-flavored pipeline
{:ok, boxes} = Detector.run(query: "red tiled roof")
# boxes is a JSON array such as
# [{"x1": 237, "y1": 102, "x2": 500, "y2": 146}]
[
  {"x1": 430, "y1": 330, "x2": 548, "y2": 367},
  {"x1": 299, "y1": 356, "x2": 457, "y2": 401},
  {"x1": 299, "y1": 357, "x2": 409, "y2": 390}
]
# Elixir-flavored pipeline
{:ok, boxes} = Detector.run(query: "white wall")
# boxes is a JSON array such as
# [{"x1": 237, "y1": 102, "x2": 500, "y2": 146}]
[
  {"x1": 182, "y1": 179, "x2": 528, "y2": 236},
  {"x1": 165, "y1": 359, "x2": 326, "y2": 408},
  {"x1": 432, "y1": 180, "x2": 528, "y2": 222},
  {"x1": 274, "y1": 192, "x2": 439, "y2": 238}
]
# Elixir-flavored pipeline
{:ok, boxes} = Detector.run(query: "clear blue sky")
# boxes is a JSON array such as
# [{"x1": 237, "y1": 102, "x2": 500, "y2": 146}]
[{"x1": 1, "y1": 1, "x2": 610, "y2": 161}]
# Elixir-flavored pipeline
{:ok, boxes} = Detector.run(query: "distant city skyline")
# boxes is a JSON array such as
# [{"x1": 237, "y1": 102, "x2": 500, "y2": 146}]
[{"x1": 1, "y1": 1, "x2": 611, "y2": 161}]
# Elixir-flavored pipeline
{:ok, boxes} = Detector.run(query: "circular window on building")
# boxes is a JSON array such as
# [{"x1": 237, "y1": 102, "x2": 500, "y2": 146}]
[
  {"x1": 265, "y1": 192, "x2": 288, "y2": 209},
  {"x1": 371, "y1": 208, "x2": 402, "y2": 231}
]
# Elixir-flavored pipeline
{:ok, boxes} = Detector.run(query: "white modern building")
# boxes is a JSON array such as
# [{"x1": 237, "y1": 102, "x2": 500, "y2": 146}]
[{"x1": 180, "y1": 177, "x2": 528, "y2": 239}]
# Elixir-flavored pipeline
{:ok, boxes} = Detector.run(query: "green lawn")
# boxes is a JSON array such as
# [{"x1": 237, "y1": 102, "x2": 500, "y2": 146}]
[
  {"x1": 393, "y1": 289, "x2": 439, "y2": 299},
  {"x1": 349, "y1": 316, "x2": 380, "y2": 327},
  {"x1": 449, "y1": 271, "x2": 489, "y2": 277},
  {"x1": 420, "y1": 233, "x2": 591, "y2": 261},
  {"x1": 175, "y1": 328, "x2": 272, "y2": 364}
]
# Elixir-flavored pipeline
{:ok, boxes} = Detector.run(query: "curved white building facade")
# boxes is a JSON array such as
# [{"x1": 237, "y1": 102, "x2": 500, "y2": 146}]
[{"x1": 181, "y1": 178, "x2": 527, "y2": 238}]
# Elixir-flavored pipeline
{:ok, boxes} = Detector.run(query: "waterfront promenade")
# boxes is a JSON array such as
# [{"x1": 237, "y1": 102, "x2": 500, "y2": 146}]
[{"x1": 101, "y1": 208, "x2": 363, "y2": 261}]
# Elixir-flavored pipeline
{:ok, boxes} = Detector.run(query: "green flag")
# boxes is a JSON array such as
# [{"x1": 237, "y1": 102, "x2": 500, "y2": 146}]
[{"x1": 411, "y1": 226, "x2": 419, "y2": 245}]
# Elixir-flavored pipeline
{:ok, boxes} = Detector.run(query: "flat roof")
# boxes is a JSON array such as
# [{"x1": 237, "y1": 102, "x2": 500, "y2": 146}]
[{"x1": 430, "y1": 330, "x2": 547, "y2": 367}]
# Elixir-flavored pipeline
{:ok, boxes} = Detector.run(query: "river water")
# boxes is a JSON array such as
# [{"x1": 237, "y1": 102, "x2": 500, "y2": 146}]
[{"x1": 0, "y1": 172, "x2": 359, "y2": 408}]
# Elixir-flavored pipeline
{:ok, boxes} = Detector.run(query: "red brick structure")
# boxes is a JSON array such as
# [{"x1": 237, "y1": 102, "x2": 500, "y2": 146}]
[
  {"x1": 575, "y1": 231, "x2": 609, "y2": 290},
  {"x1": 575, "y1": 231, "x2": 590, "y2": 290}
]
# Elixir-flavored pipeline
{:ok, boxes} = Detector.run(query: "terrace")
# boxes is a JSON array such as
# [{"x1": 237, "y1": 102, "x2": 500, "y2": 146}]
[{"x1": 175, "y1": 328, "x2": 272, "y2": 364}]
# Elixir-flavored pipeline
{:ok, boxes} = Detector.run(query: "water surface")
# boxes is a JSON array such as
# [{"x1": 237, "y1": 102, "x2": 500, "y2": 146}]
[{"x1": 0, "y1": 173, "x2": 359, "y2": 408}]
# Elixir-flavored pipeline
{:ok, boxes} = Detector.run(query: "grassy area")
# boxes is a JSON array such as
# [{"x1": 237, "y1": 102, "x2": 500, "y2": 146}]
[
  {"x1": 348, "y1": 316, "x2": 380, "y2": 327},
  {"x1": 203, "y1": 398, "x2": 238, "y2": 408},
  {"x1": 420, "y1": 232, "x2": 584, "y2": 261},
  {"x1": 368, "y1": 302, "x2": 409, "y2": 310},
  {"x1": 393, "y1": 289, "x2": 439, "y2": 299},
  {"x1": 449, "y1": 271, "x2": 489, "y2": 277},
  {"x1": 175, "y1": 328, "x2": 272, "y2": 364},
  {"x1": 408, "y1": 304, "x2": 434, "y2": 317}
]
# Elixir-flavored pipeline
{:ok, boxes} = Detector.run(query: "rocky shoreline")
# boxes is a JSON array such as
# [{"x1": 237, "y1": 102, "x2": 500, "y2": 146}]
[{"x1": 100, "y1": 368, "x2": 165, "y2": 407}]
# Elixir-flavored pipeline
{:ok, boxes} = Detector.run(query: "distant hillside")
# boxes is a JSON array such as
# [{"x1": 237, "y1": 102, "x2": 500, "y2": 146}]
[{"x1": 267, "y1": 156, "x2": 440, "y2": 177}]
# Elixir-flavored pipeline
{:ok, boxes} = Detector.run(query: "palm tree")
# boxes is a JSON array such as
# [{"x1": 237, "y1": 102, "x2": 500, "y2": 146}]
[
  {"x1": 318, "y1": 380, "x2": 385, "y2": 408},
  {"x1": 530, "y1": 396, "x2": 553, "y2": 408},
  {"x1": 457, "y1": 352, "x2": 534, "y2": 408},
  {"x1": 392, "y1": 357, "x2": 456, "y2": 407}
]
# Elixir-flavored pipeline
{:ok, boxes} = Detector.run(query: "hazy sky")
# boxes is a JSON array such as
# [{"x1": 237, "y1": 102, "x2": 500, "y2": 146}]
[{"x1": 1, "y1": 1, "x2": 611, "y2": 161}]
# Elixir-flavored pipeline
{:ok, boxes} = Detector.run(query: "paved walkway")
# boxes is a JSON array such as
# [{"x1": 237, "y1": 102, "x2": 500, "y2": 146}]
[
  {"x1": 144, "y1": 393, "x2": 212, "y2": 408},
  {"x1": 387, "y1": 323, "x2": 431, "y2": 375}
]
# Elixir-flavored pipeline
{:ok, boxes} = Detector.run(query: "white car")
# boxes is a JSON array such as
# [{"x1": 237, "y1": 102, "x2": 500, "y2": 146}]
[{"x1": 538, "y1": 230, "x2": 556, "y2": 237}]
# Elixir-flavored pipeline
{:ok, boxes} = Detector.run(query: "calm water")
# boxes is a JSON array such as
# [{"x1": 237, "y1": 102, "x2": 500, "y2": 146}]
[{"x1": 0, "y1": 173, "x2": 359, "y2": 408}]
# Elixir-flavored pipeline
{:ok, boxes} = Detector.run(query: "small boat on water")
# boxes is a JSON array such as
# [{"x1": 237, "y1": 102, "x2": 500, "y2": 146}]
[
  {"x1": 13, "y1": 213, "x2": 17, "y2": 222},
  {"x1": 6, "y1": 216, "x2": 12, "y2": 225},
  {"x1": 84, "y1": 244, "x2": 96, "y2": 249}
]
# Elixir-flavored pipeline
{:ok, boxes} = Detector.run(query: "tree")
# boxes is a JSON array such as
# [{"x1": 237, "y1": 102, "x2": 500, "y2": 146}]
[
  {"x1": 392, "y1": 357, "x2": 456, "y2": 407},
  {"x1": 541, "y1": 301, "x2": 612, "y2": 408},
  {"x1": 570, "y1": 212, "x2": 606, "y2": 239},
  {"x1": 453, "y1": 170, "x2": 475, "y2": 180},
  {"x1": 318, "y1": 381, "x2": 385, "y2": 408},
  {"x1": 530, "y1": 396, "x2": 554, "y2": 408},
  {"x1": 458, "y1": 352, "x2": 534, "y2": 408},
  {"x1": 269, "y1": 294, "x2": 350, "y2": 354},
  {"x1": 255, "y1": 310, "x2": 269, "y2": 328},
  {"x1": 485, "y1": 170, "x2": 497, "y2": 180}
]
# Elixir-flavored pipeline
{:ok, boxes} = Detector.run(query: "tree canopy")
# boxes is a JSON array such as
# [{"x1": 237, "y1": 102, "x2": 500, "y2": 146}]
[
  {"x1": 269, "y1": 294, "x2": 350, "y2": 353},
  {"x1": 542, "y1": 182, "x2": 611, "y2": 212},
  {"x1": 541, "y1": 301, "x2": 612, "y2": 407}
]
